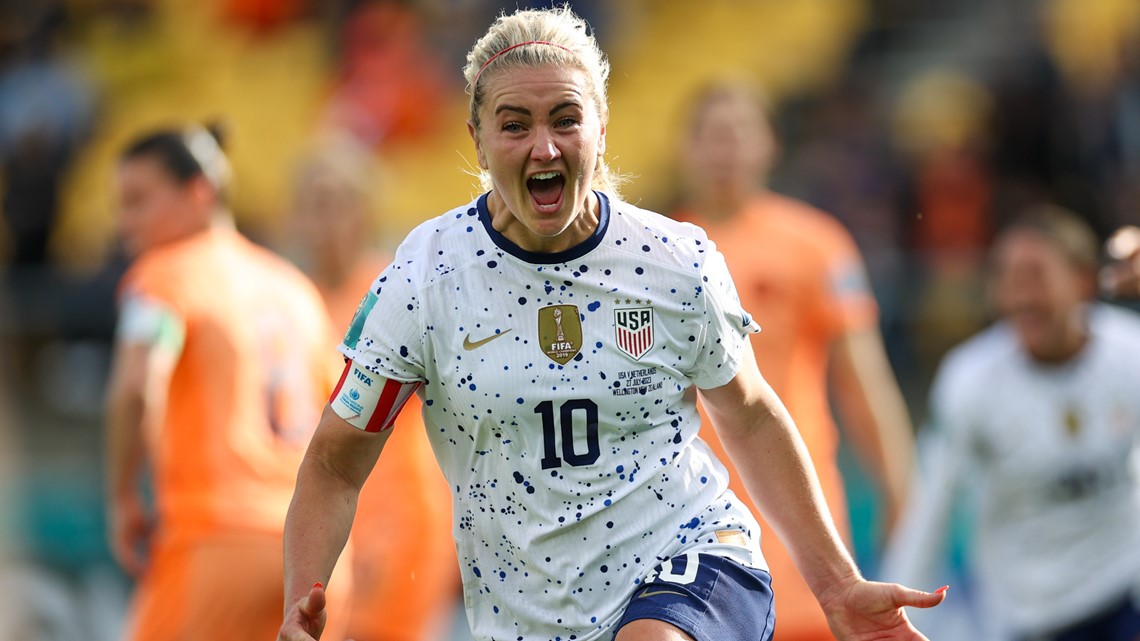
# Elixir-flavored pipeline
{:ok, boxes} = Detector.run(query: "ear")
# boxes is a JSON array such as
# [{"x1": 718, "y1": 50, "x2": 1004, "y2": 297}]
[
  {"x1": 468, "y1": 121, "x2": 488, "y2": 169},
  {"x1": 187, "y1": 174, "x2": 217, "y2": 210},
  {"x1": 596, "y1": 120, "x2": 607, "y2": 157},
  {"x1": 1077, "y1": 267, "x2": 1099, "y2": 301}
]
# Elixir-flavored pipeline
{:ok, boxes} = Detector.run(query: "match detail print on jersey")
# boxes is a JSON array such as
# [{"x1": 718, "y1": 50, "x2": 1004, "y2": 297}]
[
  {"x1": 330, "y1": 360, "x2": 420, "y2": 432},
  {"x1": 615, "y1": 305, "x2": 654, "y2": 360},
  {"x1": 539, "y1": 304, "x2": 582, "y2": 365}
]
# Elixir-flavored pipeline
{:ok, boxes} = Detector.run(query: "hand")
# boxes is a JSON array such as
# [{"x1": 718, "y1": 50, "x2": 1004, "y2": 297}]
[
  {"x1": 819, "y1": 576, "x2": 947, "y2": 640},
  {"x1": 109, "y1": 494, "x2": 151, "y2": 577},
  {"x1": 278, "y1": 583, "x2": 328, "y2": 641}
]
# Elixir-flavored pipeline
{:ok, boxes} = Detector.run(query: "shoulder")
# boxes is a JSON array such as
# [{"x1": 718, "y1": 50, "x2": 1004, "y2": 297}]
[
  {"x1": 401, "y1": 197, "x2": 483, "y2": 247},
  {"x1": 932, "y1": 322, "x2": 1017, "y2": 412},
  {"x1": 754, "y1": 193, "x2": 861, "y2": 255},
  {"x1": 608, "y1": 199, "x2": 718, "y2": 273},
  {"x1": 1088, "y1": 304, "x2": 1140, "y2": 373},
  {"x1": 381, "y1": 197, "x2": 486, "y2": 287},
  {"x1": 118, "y1": 239, "x2": 197, "y2": 301},
  {"x1": 1090, "y1": 303, "x2": 1140, "y2": 346}
]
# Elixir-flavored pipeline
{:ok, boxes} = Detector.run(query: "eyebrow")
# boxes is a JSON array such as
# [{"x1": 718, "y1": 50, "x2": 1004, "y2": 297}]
[{"x1": 494, "y1": 101, "x2": 582, "y2": 117}]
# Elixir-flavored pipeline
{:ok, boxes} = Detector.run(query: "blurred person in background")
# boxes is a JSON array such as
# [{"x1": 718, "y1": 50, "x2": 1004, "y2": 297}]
[
  {"x1": 891, "y1": 69, "x2": 997, "y2": 386},
  {"x1": 104, "y1": 124, "x2": 350, "y2": 641},
  {"x1": 672, "y1": 79, "x2": 918, "y2": 641},
  {"x1": 0, "y1": 2, "x2": 94, "y2": 268},
  {"x1": 320, "y1": 1, "x2": 448, "y2": 148},
  {"x1": 1101, "y1": 225, "x2": 1140, "y2": 299},
  {"x1": 883, "y1": 206, "x2": 1140, "y2": 641},
  {"x1": 288, "y1": 138, "x2": 458, "y2": 641}
]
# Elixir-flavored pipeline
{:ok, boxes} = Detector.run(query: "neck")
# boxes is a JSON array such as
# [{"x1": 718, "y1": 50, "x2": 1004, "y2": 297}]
[
  {"x1": 208, "y1": 208, "x2": 235, "y2": 231},
  {"x1": 1030, "y1": 310, "x2": 1091, "y2": 364},
  {"x1": 489, "y1": 190, "x2": 599, "y2": 254},
  {"x1": 312, "y1": 245, "x2": 363, "y2": 291}
]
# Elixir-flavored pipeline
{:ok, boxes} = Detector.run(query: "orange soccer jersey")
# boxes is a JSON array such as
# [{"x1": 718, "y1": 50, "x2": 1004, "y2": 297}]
[
  {"x1": 679, "y1": 193, "x2": 878, "y2": 641},
  {"x1": 321, "y1": 255, "x2": 458, "y2": 641},
  {"x1": 118, "y1": 227, "x2": 348, "y2": 641}
]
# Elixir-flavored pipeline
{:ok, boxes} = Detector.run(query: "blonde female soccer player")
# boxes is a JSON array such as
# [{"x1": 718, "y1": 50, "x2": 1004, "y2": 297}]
[{"x1": 277, "y1": 7, "x2": 945, "y2": 641}]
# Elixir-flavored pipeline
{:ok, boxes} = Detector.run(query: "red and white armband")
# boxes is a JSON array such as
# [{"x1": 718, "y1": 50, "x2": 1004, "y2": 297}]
[{"x1": 329, "y1": 360, "x2": 420, "y2": 432}]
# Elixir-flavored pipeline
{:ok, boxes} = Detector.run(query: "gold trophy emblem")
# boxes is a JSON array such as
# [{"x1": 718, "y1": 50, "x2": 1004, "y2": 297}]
[{"x1": 538, "y1": 305, "x2": 582, "y2": 365}]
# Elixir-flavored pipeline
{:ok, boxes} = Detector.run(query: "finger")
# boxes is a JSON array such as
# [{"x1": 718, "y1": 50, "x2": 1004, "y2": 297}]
[
  {"x1": 895, "y1": 584, "x2": 949, "y2": 609},
  {"x1": 112, "y1": 538, "x2": 143, "y2": 577},
  {"x1": 299, "y1": 582, "x2": 327, "y2": 619}
]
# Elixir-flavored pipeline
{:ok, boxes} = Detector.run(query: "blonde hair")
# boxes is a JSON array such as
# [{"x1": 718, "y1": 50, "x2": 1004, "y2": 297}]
[
  {"x1": 997, "y1": 204, "x2": 1101, "y2": 272},
  {"x1": 463, "y1": 6, "x2": 621, "y2": 196}
]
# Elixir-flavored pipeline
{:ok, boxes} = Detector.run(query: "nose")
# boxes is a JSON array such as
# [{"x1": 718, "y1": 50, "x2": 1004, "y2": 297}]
[{"x1": 531, "y1": 127, "x2": 561, "y2": 162}]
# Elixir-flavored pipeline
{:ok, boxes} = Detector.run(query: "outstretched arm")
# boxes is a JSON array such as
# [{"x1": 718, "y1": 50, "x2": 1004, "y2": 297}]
[{"x1": 698, "y1": 341, "x2": 944, "y2": 640}]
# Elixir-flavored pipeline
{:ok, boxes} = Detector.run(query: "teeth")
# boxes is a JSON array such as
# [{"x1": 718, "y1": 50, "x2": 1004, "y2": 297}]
[{"x1": 531, "y1": 171, "x2": 562, "y2": 180}]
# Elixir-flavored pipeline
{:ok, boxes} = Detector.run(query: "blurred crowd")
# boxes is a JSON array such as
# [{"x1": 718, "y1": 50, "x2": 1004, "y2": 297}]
[{"x1": 1, "y1": 0, "x2": 1138, "y2": 639}]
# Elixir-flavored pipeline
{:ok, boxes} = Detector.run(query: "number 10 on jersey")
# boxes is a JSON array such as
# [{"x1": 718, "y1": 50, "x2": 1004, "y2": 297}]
[{"x1": 536, "y1": 399, "x2": 600, "y2": 469}]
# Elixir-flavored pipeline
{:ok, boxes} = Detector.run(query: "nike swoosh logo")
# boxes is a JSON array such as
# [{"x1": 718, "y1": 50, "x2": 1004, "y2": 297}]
[
  {"x1": 638, "y1": 588, "x2": 687, "y2": 599},
  {"x1": 463, "y1": 329, "x2": 512, "y2": 351}
]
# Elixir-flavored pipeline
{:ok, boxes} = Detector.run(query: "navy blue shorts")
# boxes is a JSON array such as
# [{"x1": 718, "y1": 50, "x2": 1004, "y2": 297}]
[{"x1": 615, "y1": 552, "x2": 775, "y2": 641}]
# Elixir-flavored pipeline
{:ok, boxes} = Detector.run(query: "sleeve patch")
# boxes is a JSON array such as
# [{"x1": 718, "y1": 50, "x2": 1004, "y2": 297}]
[
  {"x1": 116, "y1": 295, "x2": 186, "y2": 355},
  {"x1": 342, "y1": 291, "x2": 379, "y2": 350},
  {"x1": 828, "y1": 259, "x2": 871, "y2": 299},
  {"x1": 329, "y1": 360, "x2": 420, "y2": 432}
]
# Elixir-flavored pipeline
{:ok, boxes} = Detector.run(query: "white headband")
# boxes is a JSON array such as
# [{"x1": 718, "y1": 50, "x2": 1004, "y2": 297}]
[{"x1": 183, "y1": 126, "x2": 231, "y2": 190}]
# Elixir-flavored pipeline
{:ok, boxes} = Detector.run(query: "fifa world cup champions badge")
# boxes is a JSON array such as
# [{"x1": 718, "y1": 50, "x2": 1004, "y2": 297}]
[{"x1": 539, "y1": 305, "x2": 582, "y2": 364}]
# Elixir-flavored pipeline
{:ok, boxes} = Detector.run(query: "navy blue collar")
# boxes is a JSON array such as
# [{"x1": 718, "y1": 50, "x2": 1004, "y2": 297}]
[{"x1": 477, "y1": 191, "x2": 611, "y2": 265}]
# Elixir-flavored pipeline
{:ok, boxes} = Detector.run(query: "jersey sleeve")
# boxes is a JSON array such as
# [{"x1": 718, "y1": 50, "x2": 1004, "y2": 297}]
[
  {"x1": 337, "y1": 257, "x2": 426, "y2": 383},
  {"x1": 817, "y1": 223, "x2": 878, "y2": 336},
  {"x1": 689, "y1": 247, "x2": 762, "y2": 389},
  {"x1": 115, "y1": 294, "x2": 186, "y2": 357},
  {"x1": 116, "y1": 257, "x2": 189, "y2": 356}
]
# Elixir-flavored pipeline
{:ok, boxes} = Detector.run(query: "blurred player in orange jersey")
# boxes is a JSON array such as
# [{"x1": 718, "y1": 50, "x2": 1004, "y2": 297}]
[
  {"x1": 104, "y1": 124, "x2": 351, "y2": 641},
  {"x1": 288, "y1": 139, "x2": 458, "y2": 641},
  {"x1": 673, "y1": 80, "x2": 918, "y2": 641}
]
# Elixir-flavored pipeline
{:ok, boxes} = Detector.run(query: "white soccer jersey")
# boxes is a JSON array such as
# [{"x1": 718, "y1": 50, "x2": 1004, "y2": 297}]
[
  {"x1": 882, "y1": 304, "x2": 1140, "y2": 638},
  {"x1": 339, "y1": 193, "x2": 767, "y2": 641}
]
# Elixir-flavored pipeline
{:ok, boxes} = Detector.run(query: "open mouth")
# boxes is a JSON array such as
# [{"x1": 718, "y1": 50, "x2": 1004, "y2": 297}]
[{"x1": 527, "y1": 171, "x2": 565, "y2": 212}]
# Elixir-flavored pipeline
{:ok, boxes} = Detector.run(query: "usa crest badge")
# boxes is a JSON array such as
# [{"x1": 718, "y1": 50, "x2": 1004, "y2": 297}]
[
  {"x1": 615, "y1": 306, "x2": 654, "y2": 360},
  {"x1": 538, "y1": 304, "x2": 582, "y2": 365}
]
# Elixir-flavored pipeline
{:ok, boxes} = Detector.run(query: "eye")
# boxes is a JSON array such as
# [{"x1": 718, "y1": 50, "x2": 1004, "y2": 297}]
[
  {"x1": 502, "y1": 122, "x2": 525, "y2": 133},
  {"x1": 555, "y1": 116, "x2": 579, "y2": 128}
]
